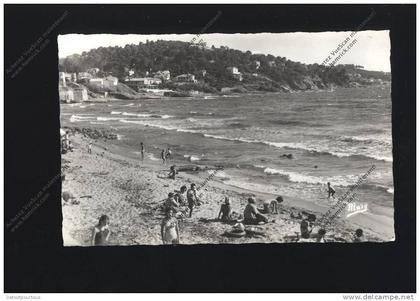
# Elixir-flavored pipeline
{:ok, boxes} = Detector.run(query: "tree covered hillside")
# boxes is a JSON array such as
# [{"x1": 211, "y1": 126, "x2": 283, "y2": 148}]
[{"x1": 59, "y1": 40, "x2": 391, "y2": 92}]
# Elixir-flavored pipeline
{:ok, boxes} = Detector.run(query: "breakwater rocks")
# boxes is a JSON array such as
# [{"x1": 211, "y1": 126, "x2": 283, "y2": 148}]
[{"x1": 64, "y1": 126, "x2": 118, "y2": 140}]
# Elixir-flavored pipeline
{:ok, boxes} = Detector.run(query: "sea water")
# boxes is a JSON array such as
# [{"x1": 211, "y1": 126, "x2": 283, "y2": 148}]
[{"x1": 61, "y1": 86, "x2": 394, "y2": 231}]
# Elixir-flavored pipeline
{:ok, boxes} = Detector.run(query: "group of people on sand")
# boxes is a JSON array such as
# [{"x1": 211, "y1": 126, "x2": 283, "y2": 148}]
[
  {"x1": 288, "y1": 210, "x2": 365, "y2": 243},
  {"x1": 160, "y1": 183, "x2": 202, "y2": 244},
  {"x1": 63, "y1": 137, "x2": 365, "y2": 246},
  {"x1": 138, "y1": 142, "x2": 172, "y2": 165},
  {"x1": 159, "y1": 189, "x2": 366, "y2": 244}
]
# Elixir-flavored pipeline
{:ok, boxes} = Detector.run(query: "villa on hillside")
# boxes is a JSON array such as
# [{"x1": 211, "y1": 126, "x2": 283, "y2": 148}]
[
  {"x1": 59, "y1": 72, "x2": 77, "y2": 86},
  {"x1": 89, "y1": 78, "x2": 105, "y2": 88},
  {"x1": 125, "y1": 77, "x2": 162, "y2": 91},
  {"x1": 174, "y1": 73, "x2": 197, "y2": 83},
  {"x1": 77, "y1": 72, "x2": 92, "y2": 82},
  {"x1": 73, "y1": 87, "x2": 89, "y2": 101},
  {"x1": 104, "y1": 76, "x2": 118, "y2": 88},
  {"x1": 59, "y1": 86, "x2": 74, "y2": 103},
  {"x1": 227, "y1": 67, "x2": 243, "y2": 81}
]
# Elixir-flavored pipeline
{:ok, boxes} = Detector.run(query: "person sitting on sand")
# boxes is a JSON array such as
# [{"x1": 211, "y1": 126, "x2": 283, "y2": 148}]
[
  {"x1": 243, "y1": 197, "x2": 269, "y2": 225},
  {"x1": 187, "y1": 183, "x2": 200, "y2": 217},
  {"x1": 168, "y1": 165, "x2": 178, "y2": 180},
  {"x1": 161, "y1": 208, "x2": 180, "y2": 245},
  {"x1": 316, "y1": 228, "x2": 327, "y2": 243},
  {"x1": 327, "y1": 182, "x2": 336, "y2": 199},
  {"x1": 175, "y1": 185, "x2": 188, "y2": 206},
  {"x1": 300, "y1": 214, "x2": 316, "y2": 239},
  {"x1": 218, "y1": 197, "x2": 233, "y2": 221},
  {"x1": 161, "y1": 149, "x2": 166, "y2": 164},
  {"x1": 164, "y1": 192, "x2": 179, "y2": 213},
  {"x1": 353, "y1": 228, "x2": 365, "y2": 242},
  {"x1": 91, "y1": 215, "x2": 111, "y2": 246},
  {"x1": 262, "y1": 196, "x2": 284, "y2": 214}
]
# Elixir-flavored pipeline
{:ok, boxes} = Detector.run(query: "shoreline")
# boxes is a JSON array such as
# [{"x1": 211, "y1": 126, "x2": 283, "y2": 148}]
[
  {"x1": 61, "y1": 128, "x2": 392, "y2": 246},
  {"x1": 77, "y1": 84, "x2": 389, "y2": 103}
]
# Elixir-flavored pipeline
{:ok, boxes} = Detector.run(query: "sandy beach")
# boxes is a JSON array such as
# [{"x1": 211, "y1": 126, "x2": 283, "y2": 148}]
[{"x1": 61, "y1": 127, "x2": 390, "y2": 246}]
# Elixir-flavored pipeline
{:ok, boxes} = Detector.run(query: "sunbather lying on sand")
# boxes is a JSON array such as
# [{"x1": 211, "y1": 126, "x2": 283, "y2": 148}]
[
  {"x1": 290, "y1": 211, "x2": 303, "y2": 219},
  {"x1": 218, "y1": 197, "x2": 233, "y2": 221},
  {"x1": 91, "y1": 215, "x2": 111, "y2": 246},
  {"x1": 243, "y1": 197, "x2": 268, "y2": 225},
  {"x1": 161, "y1": 209, "x2": 180, "y2": 245}
]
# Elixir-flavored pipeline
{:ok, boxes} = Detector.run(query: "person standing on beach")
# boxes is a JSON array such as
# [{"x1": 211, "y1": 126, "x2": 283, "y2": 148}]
[
  {"x1": 161, "y1": 149, "x2": 166, "y2": 164},
  {"x1": 187, "y1": 183, "x2": 200, "y2": 217},
  {"x1": 166, "y1": 147, "x2": 172, "y2": 161},
  {"x1": 327, "y1": 182, "x2": 336, "y2": 199},
  {"x1": 140, "y1": 142, "x2": 145, "y2": 161},
  {"x1": 161, "y1": 209, "x2": 180, "y2": 245},
  {"x1": 88, "y1": 142, "x2": 92, "y2": 154},
  {"x1": 91, "y1": 215, "x2": 111, "y2": 246}
]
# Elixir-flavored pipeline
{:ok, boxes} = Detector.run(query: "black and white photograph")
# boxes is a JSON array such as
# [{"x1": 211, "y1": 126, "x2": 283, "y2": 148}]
[
  {"x1": 3, "y1": 2, "x2": 416, "y2": 297},
  {"x1": 58, "y1": 30, "x2": 394, "y2": 246}
]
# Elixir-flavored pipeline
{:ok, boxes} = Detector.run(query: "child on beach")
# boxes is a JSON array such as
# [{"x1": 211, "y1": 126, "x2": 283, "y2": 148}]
[
  {"x1": 161, "y1": 209, "x2": 180, "y2": 245},
  {"x1": 218, "y1": 197, "x2": 233, "y2": 221},
  {"x1": 161, "y1": 149, "x2": 166, "y2": 164},
  {"x1": 187, "y1": 183, "x2": 200, "y2": 217},
  {"x1": 168, "y1": 165, "x2": 178, "y2": 180},
  {"x1": 262, "y1": 196, "x2": 284, "y2": 214},
  {"x1": 327, "y1": 182, "x2": 336, "y2": 199},
  {"x1": 91, "y1": 215, "x2": 111, "y2": 246}
]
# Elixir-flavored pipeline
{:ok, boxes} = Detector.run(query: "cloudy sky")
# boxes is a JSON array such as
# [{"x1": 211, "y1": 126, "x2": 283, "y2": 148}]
[{"x1": 58, "y1": 31, "x2": 390, "y2": 72}]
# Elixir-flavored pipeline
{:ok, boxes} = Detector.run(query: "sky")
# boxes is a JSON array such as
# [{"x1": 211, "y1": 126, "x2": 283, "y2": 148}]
[{"x1": 58, "y1": 31, "x2": 390, "y2": 72}]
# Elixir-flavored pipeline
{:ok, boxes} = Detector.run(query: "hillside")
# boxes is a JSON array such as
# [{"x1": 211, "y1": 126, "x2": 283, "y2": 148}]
[{"x1": 59, "y1": 40, "x2": 391, "y2": 93}]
